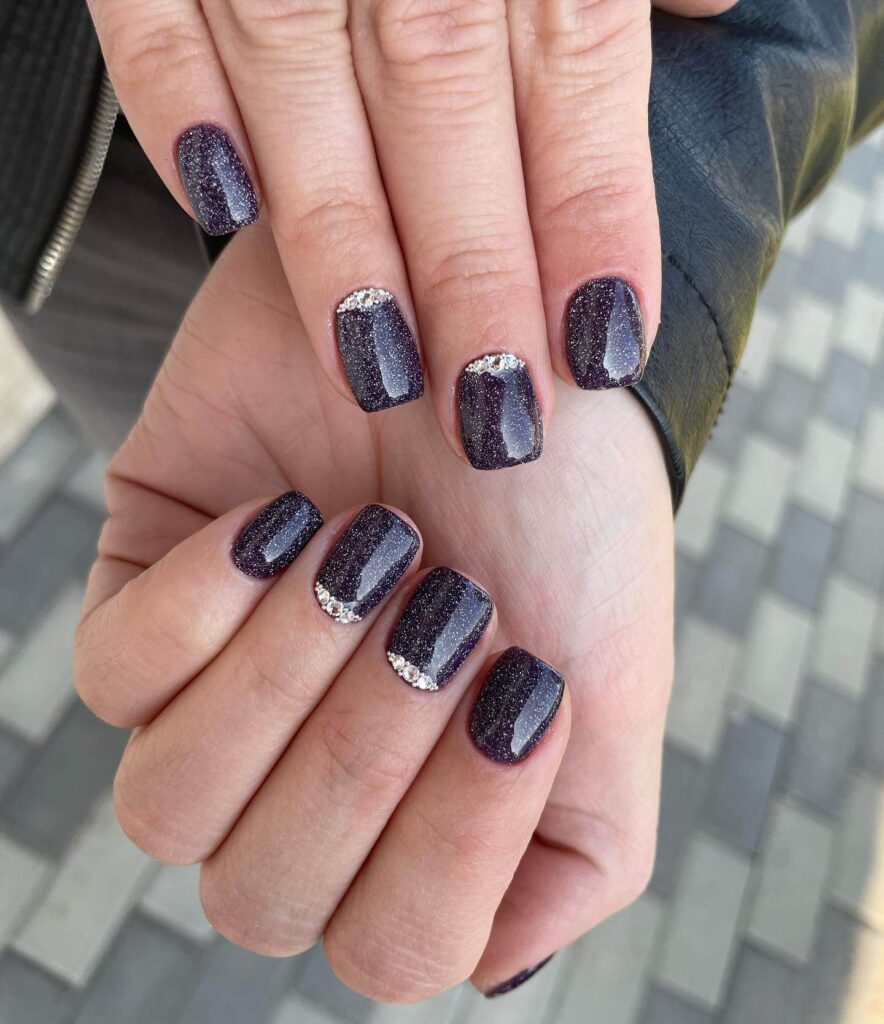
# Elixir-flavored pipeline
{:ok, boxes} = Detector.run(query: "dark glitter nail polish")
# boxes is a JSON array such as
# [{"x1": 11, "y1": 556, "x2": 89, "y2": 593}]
[
  {"x1": 387, "y1": 567, "x2": 493, "y2": 692},
  {"x1": 232, "y1": 492, "x2": 323, "y2": 579},
  {"x1": 565, "y1": 278, "x2": 647, "y2": 390},
  {"x1": 485, "y1": 955, "x2": 554, "y2": 998},
  {"x1": 315, "y1": 505, "x2": 419, "y2": 624},
  {"x1": 458, "y1": 353, "x2": 543, "y2": 471},
  {"x1": 176, "y1": 124, "x2": 259, "y2": 236},
  {"x1": 470, "y1": 647, "x2": 564, "y2": 764},
  {"x1": 335, "y1": 289, "x2": 424, "y2": 412}
]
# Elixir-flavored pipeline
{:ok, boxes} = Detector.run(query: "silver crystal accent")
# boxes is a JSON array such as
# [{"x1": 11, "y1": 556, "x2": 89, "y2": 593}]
[
  {"x1": 386, "y1": 651, "x2": 439, "y2": 691},
  {"x1": 315, "y1": 583, "x2": 361, "y2": 623},
  {"x1": 465, "y1": 352, "x2": 524, "y2": 374},
  {"x1": 337, "y1": 287, "x2": 394, "y2": 314}
]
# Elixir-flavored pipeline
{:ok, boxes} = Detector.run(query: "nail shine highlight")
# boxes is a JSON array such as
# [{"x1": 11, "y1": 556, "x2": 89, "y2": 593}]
[
  {"x1": 176, "y1": 124, "x2": 258, "y2": 236},
  {"x1": 232, "y1": 492, "x2": 323, "y2": 579},
  {"x1": 566, "y1": 278, "x2": 646, "y2": 389}
]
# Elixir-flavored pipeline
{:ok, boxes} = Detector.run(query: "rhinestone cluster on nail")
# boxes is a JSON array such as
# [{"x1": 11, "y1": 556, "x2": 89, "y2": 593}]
[
  {"x1": 337, "y1": 288, "x2": 393, "y2": 314},
  {"x1": 464, "y1": 353, "x2": 524, "y2": 374},
  {"x1": 315, "y1": 582, "x2": 361, "y2": 623},
  {"x1": 387, "y1": 651, "x2": 438, "y2": 691}
]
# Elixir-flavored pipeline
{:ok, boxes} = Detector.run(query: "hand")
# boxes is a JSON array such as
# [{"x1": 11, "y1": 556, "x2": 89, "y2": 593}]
[
  {"x1": 75, "y1": 223, "x2": 674, "y2": 1000},
  {"x1": 88, "y1": 0, "x2": 736, "y2": 467}
]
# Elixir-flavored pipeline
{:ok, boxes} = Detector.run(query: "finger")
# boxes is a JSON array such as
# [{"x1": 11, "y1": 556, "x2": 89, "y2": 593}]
[
  {"x1": 199, "y1": 567, "x2": 495, "y2": 954},
  {"x1": 653, "y1": 0, "x2": 739, "y2": 14},
  {"x1": 350, "y1": 0, "x2": 552, "y2": 470},
  {"x1": 113, "y1": 505, "x2": 421, "y2": 864},
  {"x1": 324, "y1": 648, "x2": 570, "y2": 1002},
  {"x1": 75, "y1": 491, "x2": 323, "y2": 727},
  {"x1": 88, "y1": 0, "x2": 260, "y2": 234},
  {"x1": 199, "y1": 0, "x2": 424, "y2": 414},
  {"x1": 510, "y1": 0, "x2": 659, "y2": 391}
]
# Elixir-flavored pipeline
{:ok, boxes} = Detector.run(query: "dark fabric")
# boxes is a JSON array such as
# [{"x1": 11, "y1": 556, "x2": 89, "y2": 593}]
[
  {"x1": 636, "y1": 0, "x2": 884, "y2": 505},
  {"x1": 0, "y1": 0, "x2": 103, "y2": 300}
]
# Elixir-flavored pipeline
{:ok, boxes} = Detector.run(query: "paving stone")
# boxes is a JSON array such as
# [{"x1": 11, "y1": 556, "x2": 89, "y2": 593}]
[
  {"x1": 786, "y1": 680, "x2": 859, "y2": 815},
  {"x1": 701, "y1": 710, "x2": 784, "y2": 853},
  {"x1": 771, "y1": 504, "x2": 837, "y2": 611},
  {"x1": 838, "y1": 280, "x2": 884, "y2": 365},
  {"x1": 656, "y1": 835, "x2": 751, "y2": 1010},
  {"x1": 140, "y1": 864, "x2": 215, "y2": 944},
  {"x1": 0, "y1": 723, "x2": 30, "y2": 802},
  {"x1": 0, "y1": 495, "x2": 101, "y2": 635},
  {"x1": 13, "y1": 794, "x2": 156, "y2": 986},
  {"x1": 555, "y1": 895, "x2": 664, "y2": 1024},
  {"x1": 707, "y1": 383, "x2": 759, "y2": 464},
  {"x1": 0, "y1": 833, "x2": 48, "y2": 944},
  {"x1": 791, "y1": 418, "x2": 853, "y2": 522},
  {"x1": 856, "y1": 407, "x2": 884, "y2": 501},
  {"x1": 675, "y1": 553, "x2": 701, "y2": 623},
  {"x1": 747, "y1": 799, "x2": 834, "y2": 963},
  {"x1": 675, "y1": 454, "x2": 731, "y2": 559},
  {"x1": 0, "y1": 408, "x2": 87, "y2": 544},
  {"x1": 758, "y1": 251, "x2": 802, "y2": 315},
  {"x1": 757, "y1": 365, "x2": 816, "y2": 449},
  {"x1": 737, "y1": 593, "x2": 811, "y2": 726},
  {"x1": 800, "y1": 906, "x2": 884, "y2": 1024},
  {"x1": 0, "y1": 952, "x2": 72, "y2": 1024},
  {"x1": 72, "y1": 913, "x2": 201, "y2": 1024},
  {"x1": 820, "y1": 351, "x2": 873, "y2": 434},
  {"x1": 810, "y1": 576, "x2": 877, "y2": 698},
  {"x1": 838, "y1": 140, "x2": 883, "y2": 191},
  {"x1": 639, "y1": 985, "x2": 713, "y2": 1024},
  {"x1": 0, "y1": 629, "x2": 12, "y2": 672},
  {"x1": 270, "y1": 995, "x2": 343, "y2": 1024},
  {"x1": 0, "y1": 701, "x2": 128, "y2": 858},
  {"x1": 666, "y1": 618, "x2": 740, "y2": 759},
  {"x1": 859, "y1": 659, "x2": 884, "y2": 776},
  {"x1": 737, "y1": 307, "x2": 778, "y2": 388},
  {"x1": 63, "y1": 451, "x2": 108, "y2": 515},
  {"x1": 828, "y1": 773, "x2": 884, "y2": 931},
  {"x1": 297, "y1": 944, "x2": 376, "y2": 1023},
  {"x1": 837, "y1": 489, "x2": 884, "y2": 590},
  {"x1": 0, "y1": 582, "x2": 83, "y2": 741},
  {"x1": 799, "y1": 239, "x2": 852, "y2": 307},
  {"x1": 778, "y1": 291, "x2": 835, "y2": 376},
  {"x1": 723, "y1": 436, "x2": 794, "y2": 543},
  {"x1": 651, "y1": 744, "x2": 705, "y2": 898},
  {"x1": 816, "y1": 181, "x2": 868, "y2": 250},
  {"x1": 694, "y1": 525, "x2": 769, "y2": 634},
  {"x1": 722, "y1": 945, "x2": 804, "y2": 1024}
]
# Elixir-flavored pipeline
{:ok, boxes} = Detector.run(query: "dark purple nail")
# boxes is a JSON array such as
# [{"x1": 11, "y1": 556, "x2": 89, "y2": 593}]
[
  {"x1": 458, "y1": 353, "x2": 543, "y2": 471},
  {"x1": 485, "y1": 955, "x2": 555, "y2": 998},
  {"x1": 315, "y1": 505, "x2": 419, "y2": 624},
  {"x1": 565, "y1": 278, "x2": 647, "y2": 389},
  {"x1": 387, "y1": 567, "x2": 493, "y2": 692},
  {"x1": 176, "y1": 124, "x2": 259, "y2": 236},
  {"x1": 232, "y1": 492, "x2": 323, "y2": 579},
  {"x1": 470, "y1": 647, "x2": 564, "y2": 764},
  {"x1": 335, "y1": 289, "x2": 424, "y2": 412}
]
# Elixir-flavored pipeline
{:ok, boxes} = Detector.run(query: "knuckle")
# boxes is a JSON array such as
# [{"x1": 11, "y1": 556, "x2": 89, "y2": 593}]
[
  {"x1": 275, "y1": 193, "x2": 384, "y2": 257},
  {"x1": 103, "y1": 17, "x2": 209, "y2": 96},
  {"x1": 532, "y1": 0, "x2": 650, "y2": 61},
  {"x1": 218, "y1": 0, "x2": 344, "y2": 49},
  {"x1": 234, "y1": 630, "x2": 310, "y2": 717},
  {"x1": 316, "y1": 715, "x2": 412, "y2": 796},
  {"x1": 73, "y1": 606, "x2": 145, "y2": 729},
  {"x1": 422, "y1": 234, "x2": 532, "y2": 311},
  {"x1": 539, "y1": 160, "x2": 654, "y2": 237},
  {"x1": 113, "y1": 763, "x2": 203, "y2": 865}
]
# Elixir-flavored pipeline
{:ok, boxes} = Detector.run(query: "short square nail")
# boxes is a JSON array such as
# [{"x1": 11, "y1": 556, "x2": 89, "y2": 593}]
[
  {"x1": 458, "y1": 354, "x2": 543, "y2": 470},
  {"x1": 485, "y1": 955, "x2": 554, "y2": 998},
  {"x1": 469, "y1": 647, "x2": 564, "y2": 764},
  {"x1": 315, "y1": 505, "x2": 419, "y2": 623},
  {"x1": 232, "y1": 492, "x2": 323, "y2": 579},
  {"x1": 176, "y1": 124, "x2": 259, "y2": 236},
  {"x1": 387, "y1": 568, "x2": 493, "y2": 692},
  {"x1": 336, "y1": 289, "x2": 424, "y2": 412},
  {"x1": 565, "y1": 278, "x2": 647, "y2": 389}
]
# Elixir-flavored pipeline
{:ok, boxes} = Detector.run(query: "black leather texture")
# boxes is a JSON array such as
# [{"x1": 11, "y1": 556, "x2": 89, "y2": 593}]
[{"x1": 0, "y1": 0, "x2": 881, "y2": 505}]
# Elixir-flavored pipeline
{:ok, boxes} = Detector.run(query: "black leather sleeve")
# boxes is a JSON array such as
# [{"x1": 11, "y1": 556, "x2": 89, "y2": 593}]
[{"x1": 637, "y1": 0, "x2": 884, "y2": 507}]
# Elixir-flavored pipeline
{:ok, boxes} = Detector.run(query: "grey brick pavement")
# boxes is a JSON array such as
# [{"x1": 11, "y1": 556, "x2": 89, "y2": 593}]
[{"x1": 0, "y1": 129, "x2": 882, "y2": 1022}]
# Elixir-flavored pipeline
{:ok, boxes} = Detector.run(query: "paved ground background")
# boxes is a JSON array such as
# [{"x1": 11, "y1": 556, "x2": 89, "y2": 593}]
[{"x1": 0, "y1": 127, "x2": 882, "y2": 1024}]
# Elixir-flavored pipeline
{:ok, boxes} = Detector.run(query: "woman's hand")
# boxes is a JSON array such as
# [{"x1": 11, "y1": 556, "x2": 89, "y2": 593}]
[
  {"x1": 87, "y1": 0, "x2": 736, "y2": 469},
  {"x1": 74, "y1": 222, "x2": 674, "y2": 1000}
]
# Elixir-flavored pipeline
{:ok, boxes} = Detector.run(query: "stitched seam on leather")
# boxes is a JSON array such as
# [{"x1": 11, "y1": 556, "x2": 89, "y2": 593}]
[{"x1": 664, "y1": 251, "x2": 735, "y2": 379}]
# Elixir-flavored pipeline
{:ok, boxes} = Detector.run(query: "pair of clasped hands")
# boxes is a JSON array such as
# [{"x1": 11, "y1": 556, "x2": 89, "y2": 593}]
[{"x1": 77, "y1": 0, "x2": 736, "y2": 1003}]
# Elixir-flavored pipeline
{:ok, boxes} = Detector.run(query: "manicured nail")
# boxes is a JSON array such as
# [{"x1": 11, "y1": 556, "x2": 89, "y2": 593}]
[
  {"x1": 485, "y1": 956, "x2": 555, "y2": 998},
  {"x1": 470, "y1": 647, "x2": 564, "y2": 764},
  {"x1": 232, "y1": 492, "x2": 323, "y2": 579},
  {"x1": 458, "y1": 354, "x2": 543, "y2": 470},
  {"x1": 315, "y1": 505, "x2": 419, "y2": 624},
  {"x1": 565, "y1": 278, "x2": 647, "y2": 389},
  {"x1": 387, "y1": 568, "x2": 493, "y2": 692},
  {"x1": 176, "y1": 124, "x2": 259, "y2": 236},
  {"x1": 335, "y1": 289, "x2": 424, "y2": 412}
]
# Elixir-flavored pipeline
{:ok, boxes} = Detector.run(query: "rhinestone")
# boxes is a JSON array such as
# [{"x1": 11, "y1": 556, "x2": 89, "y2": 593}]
[
  {"x1": 417, "y1": 674, "x2": 434, "y2": 690},
  {"x1": 505, "y1": 354, "x2": 519, "y2": 369},
  {"x1": 403, "y1": 664, "x2": 420, "y2": 683},
  {"x1": 327, "y1": 599, "x2": 343, "y2": 617},
  {"x1": 489, "y1": 354, "x2": 504, "y2": 371},
  {"x1": 391, "y1": 654, "x2": 406, "y2": 672},
  {"x1": 316, "y1": 586, "x2": 330, "y2": 606}
]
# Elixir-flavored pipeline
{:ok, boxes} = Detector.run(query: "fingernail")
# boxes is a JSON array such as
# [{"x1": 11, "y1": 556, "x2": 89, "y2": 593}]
[
  {"x1": 458, "y1": 354, "x2": 543, "y2": 471},
  {"x1": 232, "y1": 492, "x2": 323, "y2": 579},
  {"x1": 565, "y1": 278, "x2": 647, "y2": 389},
  {"x1": 470, "y1": 647, "x2": 564, "y2": 764},
  {"x1": 176, "y1": 124, "x2": 259, "y2": 236},
  {"x1": 387, "y1": 567, "x2": 493, "y2": 692},
  {"x1": 484, "y1": 955, "x2": 555, "y2": 998},
  {"x1": 335, "y1": 289, "x2": 424, "y2": 412},
  {"x1": 315, "y1": 505, "x2": 419, "y2": 624}
]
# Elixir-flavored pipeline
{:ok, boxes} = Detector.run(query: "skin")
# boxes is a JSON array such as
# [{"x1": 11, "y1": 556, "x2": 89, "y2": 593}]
[
  {"x1": 75, "y1": 223, "x2": 674, "y2": 1000},
  {"x1": 87, "y1": 0, "x2": 738, "y2": 463}
]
